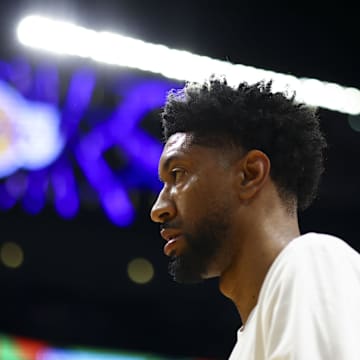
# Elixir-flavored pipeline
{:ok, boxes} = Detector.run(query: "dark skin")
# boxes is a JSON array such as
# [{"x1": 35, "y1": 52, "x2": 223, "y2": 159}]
[{"x1": 151, "y1": 132, "x2": 300, "y2": 325}]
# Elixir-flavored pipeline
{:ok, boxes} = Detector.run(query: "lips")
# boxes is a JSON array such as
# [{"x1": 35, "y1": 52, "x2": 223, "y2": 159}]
[
  {"x1": 160, "y1": 228, "x2": 183, "y2": 256},
  {"x1": 160, "y1": 228, "x2": 182, "y2": 241}
]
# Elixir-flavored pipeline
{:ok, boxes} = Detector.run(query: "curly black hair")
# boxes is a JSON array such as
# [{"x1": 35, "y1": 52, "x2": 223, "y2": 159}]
[{"x1": 161, "y1": 78, "x2": 327, "y2": 211}]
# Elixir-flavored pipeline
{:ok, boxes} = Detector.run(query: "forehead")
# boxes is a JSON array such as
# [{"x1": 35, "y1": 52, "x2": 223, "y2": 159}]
[
  {"x1": 159, "y1": 132, "x2": 230, "y2": 172},
  {"x1": 163, "y1": 132, "x2": 193, "y2": 155},
  {"x1": 158, "y1": 133, "x2": 194, "y2": 171}
]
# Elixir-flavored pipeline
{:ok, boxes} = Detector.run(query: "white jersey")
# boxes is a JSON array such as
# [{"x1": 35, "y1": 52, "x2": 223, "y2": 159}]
[{"x1": 229, "y1": 233, "x2": 360, "y2": 360}]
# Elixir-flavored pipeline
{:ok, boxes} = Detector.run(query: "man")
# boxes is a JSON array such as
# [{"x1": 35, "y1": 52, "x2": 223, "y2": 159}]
[{"x1": 150, "y1": 78, "x2": 360, "y2": 359}]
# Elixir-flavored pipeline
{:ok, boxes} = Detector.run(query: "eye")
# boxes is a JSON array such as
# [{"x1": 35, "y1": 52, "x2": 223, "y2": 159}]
[{"x1": 171, "y1": 168, "x2": 186, "y2": 184}]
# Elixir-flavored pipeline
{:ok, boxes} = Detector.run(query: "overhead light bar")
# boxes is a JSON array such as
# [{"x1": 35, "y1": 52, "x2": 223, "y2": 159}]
[{"x1": 17, "y1": 15, "x2": 360, "y2": 115}]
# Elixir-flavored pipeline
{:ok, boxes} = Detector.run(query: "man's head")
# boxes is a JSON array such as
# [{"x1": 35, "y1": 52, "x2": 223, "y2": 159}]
[{"x1": 150, "y1": 78, "x2": 327, "y2": 283}]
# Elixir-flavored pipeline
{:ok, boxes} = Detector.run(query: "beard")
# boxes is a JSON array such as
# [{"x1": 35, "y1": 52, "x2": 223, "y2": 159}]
[{"x1": 168, "y1": 206, "x2": 231, "y2": 284}]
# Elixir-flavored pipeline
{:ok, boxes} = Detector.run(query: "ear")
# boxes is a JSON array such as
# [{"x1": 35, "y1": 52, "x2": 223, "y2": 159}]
[{"x1": 234, "y1": 150, "x2": 271, "y2": 201}]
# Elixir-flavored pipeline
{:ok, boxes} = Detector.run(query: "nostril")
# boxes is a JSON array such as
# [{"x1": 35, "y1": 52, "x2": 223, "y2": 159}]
[
  {"x1": 159, "y1": 211, "x2": 173, "y2": 222},
  {"x1": 150, "y1": 208, "x2": 168, "y2": 223}
]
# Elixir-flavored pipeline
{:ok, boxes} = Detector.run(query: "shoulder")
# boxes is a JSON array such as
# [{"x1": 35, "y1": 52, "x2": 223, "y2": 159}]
[
  {"x1": 271, "y1": 232, "x2": 360, "y2": 271},
  {"x1": 284, "y1": 232, "x2": 357, "y2": 253},
  {"x1": 255, "y1": 233, "x2": 360, "y2": 359},
  {"x1": 260, "y1": 232, "x2": 360, "y2": 300}
]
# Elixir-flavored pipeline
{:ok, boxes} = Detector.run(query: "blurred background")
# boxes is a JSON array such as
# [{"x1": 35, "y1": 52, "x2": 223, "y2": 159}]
[{"x1": 0, "y1": 0, "x2": 359, "y2": 359}]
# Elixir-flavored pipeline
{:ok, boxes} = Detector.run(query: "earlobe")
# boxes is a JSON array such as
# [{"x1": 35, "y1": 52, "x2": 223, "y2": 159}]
[{"x1": 235, "y1": 150, "x2": 270, "y2": 200}]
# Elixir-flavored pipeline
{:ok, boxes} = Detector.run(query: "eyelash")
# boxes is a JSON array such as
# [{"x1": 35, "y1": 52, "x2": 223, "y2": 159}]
[{"x1": 171, "y1": 168, "x2": 185, "y2": 183}]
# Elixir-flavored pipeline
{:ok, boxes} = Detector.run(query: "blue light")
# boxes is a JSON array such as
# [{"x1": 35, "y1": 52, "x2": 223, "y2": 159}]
[
  {"x1": 4, "y1": 172, "x2": 28, "y2": 199},
  {"x1": 0, "y1": 184, "x2": 17, "y2": 210},
  {"x1": 52, "y1": 163, "x2": 79, "y2": 219},
  {"x1": 0, "y1": 58, "x2": 180, "y2": 225},
  {"x1": 34, "y1": 63, "x2": 59, "y2": 104},
  {"x1": 0, "y1": 79, "x2": 64, "y2": 177},
  {"x1": 62, "y1": 68, "x2": 96, "y2": 138},
  {"x1": 38, "y1": 348, "x2": 150, "y2": 360},
  {"x1": 22, "y1": 170, "x2": 48, "y2": 214},
  {"x1": 74, "y1": 79, "x2": 175, "y2": 225}
]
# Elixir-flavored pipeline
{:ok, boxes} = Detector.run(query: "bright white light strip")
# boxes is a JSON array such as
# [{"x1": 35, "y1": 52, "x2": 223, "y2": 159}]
[{"x1": 17, "y1": 15, "x2": 360, "y2": 115}]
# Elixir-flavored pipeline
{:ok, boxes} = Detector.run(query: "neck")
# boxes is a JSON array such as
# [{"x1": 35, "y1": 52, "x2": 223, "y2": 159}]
[{"x1": 218, "y1": 203, "x2": 300, "y2": 325}]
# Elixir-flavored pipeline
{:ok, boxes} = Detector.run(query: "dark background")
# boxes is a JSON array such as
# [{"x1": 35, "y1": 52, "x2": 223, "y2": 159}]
[{"x1": 0, "y1": 1, "x2": 359, "y2": 359}]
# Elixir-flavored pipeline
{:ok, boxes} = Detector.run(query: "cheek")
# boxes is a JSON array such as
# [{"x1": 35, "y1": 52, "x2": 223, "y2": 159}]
[
  {"x1": 172, "y1": 174, "x2": 199, "y2": 201},
  {"x1": 174, "y1": 177, "x2": 204, "y2": 221}
]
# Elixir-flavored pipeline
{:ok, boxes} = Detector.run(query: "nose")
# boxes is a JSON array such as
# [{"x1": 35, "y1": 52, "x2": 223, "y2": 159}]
[{"x1": 150, "y1": 188, "x2": 176, "y2": 223}]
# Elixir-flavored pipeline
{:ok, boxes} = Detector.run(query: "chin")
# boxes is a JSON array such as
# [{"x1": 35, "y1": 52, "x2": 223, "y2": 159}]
[
  {"x1": 169, "y1": 255, "x2": 220, "y2": 284},
  {"x1": 169, "y1": 256, "x2": 203, "y2": 284}
]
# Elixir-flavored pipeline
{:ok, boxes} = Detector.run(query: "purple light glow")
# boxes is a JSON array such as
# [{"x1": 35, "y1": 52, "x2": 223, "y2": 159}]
[
  {"x1": 0, "y1": 79, "x2": 64, "y2": 177},
  {"x1": 0, "y1": 61, "x2": 11, "y2": 82},
  {"x1": 75, "y1": 79, "x2": 175, "y2": 226},
  {"x1": 0, "y1": 57, "x2": 181, "y2": 226},
  {"x1": 4, "y1": 172, "x2": 28, "y2": 199},
  {"x1": 62, "y1": 68, "x2": 96, "y2": 138},
  {"x1": 0, "y1": 184, "x2": 17, "y2": 210},
  {"x1": 102, "y1": 187, "x2": 135, "y2": 226},
  {"x1": 8, "y1": 58, "x2": 32, "y2": 97},
  {"x1": 108, "y1": 81, "x2": 173, "y2": 138},
  {"x1": 75, "y1": 139, "x2": 134, "y2": 226},
  {"x1": 34, "y1": 64, "x2": 59, "y2": 104},
  {"x1": 22, "y1": 170, "x2": 48, "y2": 214},
  {"x1": 118, "y1": 130, "x2": 161, "y2": 174},
  {"x1": 52, "y1": 163, "x2": 79, "y2": 218}
]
